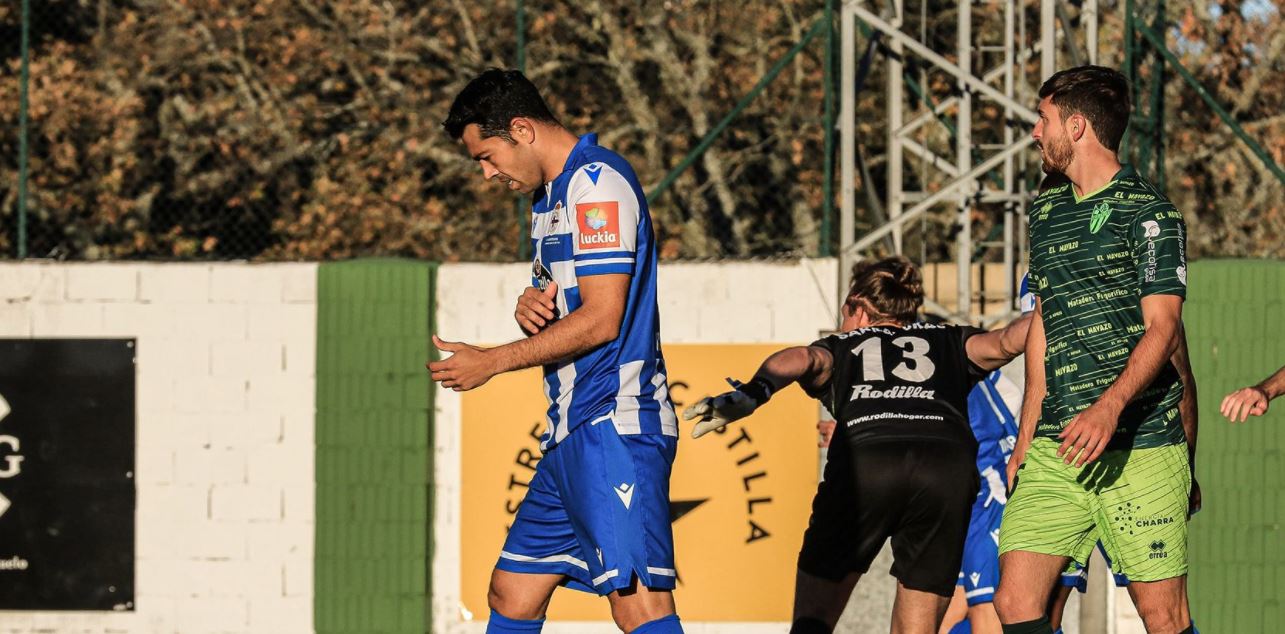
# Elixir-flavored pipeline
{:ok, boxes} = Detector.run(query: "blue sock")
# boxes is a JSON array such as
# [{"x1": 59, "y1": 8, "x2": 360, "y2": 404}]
[
  {"x1": 1053, "y1": 629, "x2": 1064, "y2": 634},
  {"x1": 633, "y1": 614, "x2": 683, "y2": 633},
  {"x1": 948, "y1": 617, "x2": 973, "y2": 634},
  {"x1": 486, "y1": 610, "x2": 544, "y2": 633}
]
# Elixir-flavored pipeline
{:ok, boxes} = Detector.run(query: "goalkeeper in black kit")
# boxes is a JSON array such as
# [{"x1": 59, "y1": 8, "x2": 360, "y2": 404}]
[{"x1": 683, "y1": 256, "x2": 1031, "y2": 634}]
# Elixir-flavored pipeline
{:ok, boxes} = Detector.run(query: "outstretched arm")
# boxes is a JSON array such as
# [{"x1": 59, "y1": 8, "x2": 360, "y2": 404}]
[
  {"x1": 751, "y1": 345, "x2": 835, "y2": 395},
  {"x1": 683, "y1": 345, "x2": 834, "y2": 438},
  {"x1": 1222, "y1": 364, "x2": 1285, "y2": 422},
  {"x1": 965, "y1": 312, "x2": 1033, "y2": 371}
]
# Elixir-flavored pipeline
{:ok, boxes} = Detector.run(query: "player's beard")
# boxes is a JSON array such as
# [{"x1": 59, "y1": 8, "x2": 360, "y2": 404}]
[{"x1": 1039, "y1": 134, "x2": 1073, "y2": 175}]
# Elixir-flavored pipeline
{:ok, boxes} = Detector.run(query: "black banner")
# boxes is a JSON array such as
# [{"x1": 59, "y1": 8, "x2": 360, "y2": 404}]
[{"x1": 0, "y1": 339, "x2": 135, "y2": 610}]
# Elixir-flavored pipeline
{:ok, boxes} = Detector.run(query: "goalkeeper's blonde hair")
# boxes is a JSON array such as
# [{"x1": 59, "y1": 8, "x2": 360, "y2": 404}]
[{"x1": 843, "y1": 256, "x2": 924, "y2": 324}]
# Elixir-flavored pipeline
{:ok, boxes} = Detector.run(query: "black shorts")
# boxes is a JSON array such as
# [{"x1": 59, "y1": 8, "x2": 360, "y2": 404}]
[{"x1": 797, "y1": 439, "x2": 980, "y2": 597}]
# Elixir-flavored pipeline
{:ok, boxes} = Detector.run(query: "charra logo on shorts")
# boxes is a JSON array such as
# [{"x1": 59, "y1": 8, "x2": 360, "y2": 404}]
[
  {"x1": 1136, "y1": 515, "x2": 1174, "y2": 528},
  {"x1": 849, "y1": 385, "x2": 936, "y2": 400},
  {"x1": 576, "y1": 201, "x2": 621, "y2": 250}
]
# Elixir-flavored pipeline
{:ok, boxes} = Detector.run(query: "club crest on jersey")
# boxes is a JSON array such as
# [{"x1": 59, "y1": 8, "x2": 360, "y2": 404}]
[
  {"x1": 576, "y1": 201, "x2": 621, "y2": 250},
  {"x1": 532, "y1": 261, "x2": 554, "y2": 291},
  {"x1": 1089, "y1": 202, "x2": 1112, "y2": 233}
]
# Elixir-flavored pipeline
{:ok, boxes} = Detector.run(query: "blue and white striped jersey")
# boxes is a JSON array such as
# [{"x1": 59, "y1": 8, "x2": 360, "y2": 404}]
[
  {"x1": 968, "y1": 371, "x2": 1020, "y2": 488},
  {"x1": 529, "y1": 134, "x2": 677, "y2": 451}
]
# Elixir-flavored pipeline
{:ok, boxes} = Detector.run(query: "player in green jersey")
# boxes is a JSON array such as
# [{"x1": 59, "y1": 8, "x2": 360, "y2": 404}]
[{"x1": 992, "y1": 66, "x2": 1195, "y2": 634}]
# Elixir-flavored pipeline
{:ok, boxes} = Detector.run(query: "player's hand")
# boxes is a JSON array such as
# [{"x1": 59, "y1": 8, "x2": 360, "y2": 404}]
[
  {"x1": 683, "y1": 390, "x2": 760, "y2": 438},
  {"x1": 514, "y1": 282, "x2": 559, "y2": 336},
  {"x1": 1220, "y1": 385, "x2": 1269, "y2": 422},
  {"x1": 1006, "y1": 444, "x2": 1027, "y2": 494},
  {"x1": 817, "y1": 420, "x2": 836, "y2": 448},
  {"x1": 1188, "y1": 477, "x2": 1202, "y2": 519},
  {"x1": 427, "y1": 335, "x2": 497, "y2": 391},
  {"x1": 981, "y1": 465, "x2": 1008, "y2": 508},
  {"x1": 1057, "y1": 401, "x2": 1120, "y2": 467}
]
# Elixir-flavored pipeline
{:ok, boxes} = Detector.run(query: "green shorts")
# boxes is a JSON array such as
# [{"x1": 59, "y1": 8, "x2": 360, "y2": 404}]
[{"x1": 999, "y1": 438, "x2": 1190, "y2": 582}]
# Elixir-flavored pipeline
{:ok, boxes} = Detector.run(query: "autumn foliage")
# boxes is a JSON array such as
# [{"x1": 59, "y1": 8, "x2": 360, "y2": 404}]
[{"x1": 0, "y1": 1, "x2": 1281, "y2": 261}]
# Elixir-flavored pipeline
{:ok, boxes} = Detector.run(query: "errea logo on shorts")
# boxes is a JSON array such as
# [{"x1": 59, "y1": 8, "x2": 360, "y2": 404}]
[
  {"x1": 1149, "y1": 540, "x2": 1168, "y2": 560},
  {"x1": 576, "y1": 201, "x2": 620, "y2": 249}
]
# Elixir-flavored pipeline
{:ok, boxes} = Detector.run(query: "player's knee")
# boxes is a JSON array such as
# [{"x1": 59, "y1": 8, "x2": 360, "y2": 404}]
[
  {"x1": 608, "y1": 607, "x2": 646, "y2": 633},
  {"x1": 1134, "y1": 602, "x2": 1185, "y2": 633},
  {"x1": 992, "y1": 586, "x2": 1039, "y2": 622},
  {"x1": 487, "y1": 578, "x2": 541, "y2": 620}
]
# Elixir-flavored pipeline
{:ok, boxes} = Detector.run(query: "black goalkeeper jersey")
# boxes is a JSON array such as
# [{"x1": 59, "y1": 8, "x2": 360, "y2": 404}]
[{"x1": 809, "y1": 322, "x2": 988, "y2": 449}]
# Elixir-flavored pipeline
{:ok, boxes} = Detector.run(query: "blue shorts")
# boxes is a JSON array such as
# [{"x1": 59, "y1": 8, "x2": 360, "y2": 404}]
[
  {"x1": 957, "y1": 493, "x2": 1003, "y2": 606},
  {"x1": 496, "y1": 420, "x2": 678, "y2": 595},
  {"x1": 1061, "y1": 542, "x2": 1130, "y2": 592}
]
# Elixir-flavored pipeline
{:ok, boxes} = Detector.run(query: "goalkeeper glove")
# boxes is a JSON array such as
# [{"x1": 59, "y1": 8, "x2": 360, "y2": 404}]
[{"x1": 683, "y1": 377, "x2": 775, "y2": 439}]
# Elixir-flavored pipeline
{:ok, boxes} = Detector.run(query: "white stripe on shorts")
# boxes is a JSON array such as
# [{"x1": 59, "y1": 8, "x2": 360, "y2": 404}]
[
  {"x1": 646, "y1": 566, "x2": 676, "y2": 576},
  {"x1": 592, "y1": 569, "x2": 620, "y2": 586},
  {"x1": 499, "y1": 550, "x2": 588, "y2": 571},
  {"x1": 965, "y1": 587, "x2": 995, "y2": 598}
]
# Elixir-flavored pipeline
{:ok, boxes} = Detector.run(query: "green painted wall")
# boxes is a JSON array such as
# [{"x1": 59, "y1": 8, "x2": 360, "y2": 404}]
[
  {"x1": 1186, "y1": 259, "x2": 1285, "y2": 631},
  {"x1": 315, "y1": 260, "x2": 436, "y2": 634}
]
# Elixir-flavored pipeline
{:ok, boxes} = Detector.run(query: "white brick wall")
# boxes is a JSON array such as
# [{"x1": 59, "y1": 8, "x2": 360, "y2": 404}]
[
  {"x1": 0, "y1": 262, "x2": 317, "y2": 634},
  {"x1": 434, "y1": 259, "x2": 841, "y2": 347}
]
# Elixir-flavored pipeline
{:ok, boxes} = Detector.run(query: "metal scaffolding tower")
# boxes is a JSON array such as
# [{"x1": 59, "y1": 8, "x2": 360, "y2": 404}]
[{"x1": 838, "y1": 0, "x2": 1100, "y2": 325}]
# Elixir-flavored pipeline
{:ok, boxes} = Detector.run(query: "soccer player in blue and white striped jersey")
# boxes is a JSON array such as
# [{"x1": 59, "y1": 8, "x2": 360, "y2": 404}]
[{"x1": 433, "y1": 69, "x2": 681, "y2": 634}]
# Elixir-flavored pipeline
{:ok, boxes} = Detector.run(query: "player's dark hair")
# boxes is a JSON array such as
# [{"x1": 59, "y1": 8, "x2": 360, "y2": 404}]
[
  {"x1": 1038, "y1": 65, "x2": 1131, "y2": 152},
  {"x1": 442, "y1": 68, "x2": 560, "y2": 141},
  {"x1": 844, "y1": 256, "x2": 924, "y2": 324}
]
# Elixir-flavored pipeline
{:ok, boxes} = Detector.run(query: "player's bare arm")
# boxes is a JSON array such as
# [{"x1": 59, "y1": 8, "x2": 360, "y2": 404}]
[
  {"x1": 1009, "y1": 297, "x2": 1046, "y2": 490},
  {"x1": 1172, "y1": 323, "x2": 1201, "y2": 515},
  {"x1": 1221, "y1": 364, "x2": 1285, "y2": 422},
  {"x1": 1057, "y1": 294, "x2": 1183, "y2": 466},
  {"x1": 682, "y1": 345, "x2": 834, "y2": 439},
  {"x1": 964, "y1": 312, "x2": 1032, "y2": 371},
  {"x1": 429, "y1": 273, "x2": 629, "y2": 391}
]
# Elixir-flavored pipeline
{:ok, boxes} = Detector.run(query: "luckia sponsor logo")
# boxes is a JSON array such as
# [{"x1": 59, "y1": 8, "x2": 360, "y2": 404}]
[{"x1": 584, "y1": 206, "x2": 609, "y2": 231}]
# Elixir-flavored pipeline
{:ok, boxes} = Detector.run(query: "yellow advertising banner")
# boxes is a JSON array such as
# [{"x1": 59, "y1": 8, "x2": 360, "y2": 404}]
[{"x1": 460, "y1": 345, "x2": 820, "y2": 622}]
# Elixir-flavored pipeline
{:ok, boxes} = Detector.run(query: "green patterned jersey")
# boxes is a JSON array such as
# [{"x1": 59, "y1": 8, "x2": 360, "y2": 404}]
[{"x1": 1027, "y1": 165, "x2": 1187, "y2": 449}]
